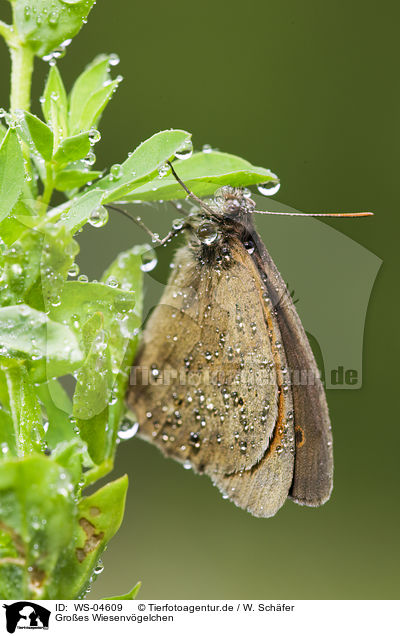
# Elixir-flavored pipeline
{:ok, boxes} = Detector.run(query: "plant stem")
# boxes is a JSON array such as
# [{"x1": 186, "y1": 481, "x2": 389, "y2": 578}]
[
  {"x1": 41, "y1": 163, "x2": 55, "y2": 207},
  {"x1": 10, "y1": 44, "x2": 34, "y2": 113},
  {"x1": 82, "y1": 459, "x2": 114, "y2": 488},
  {"x1": 9, "y1": 41, "x2": 35, "y2": 187}
]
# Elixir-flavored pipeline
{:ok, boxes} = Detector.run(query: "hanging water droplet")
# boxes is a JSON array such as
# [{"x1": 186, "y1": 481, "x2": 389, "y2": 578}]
[
  {"x1": 88, "y1": 128, "x2": 101, "y2": 144},
  {"x1": 140, "y1": 248, "x2": 158, "y2": 272},
  {"x1": 84, "y1": 151, "x2": 96, "y2": 166},
  {"x1": 257, "y1": 180, "x2": 281, "y2": 196},
  {"x1": 94, "y1": 559, "x2": 104, "y2": 575},
  {"x1": 118, "y1": 418, "x2": 139, "y2": 440},
  {"x1": 197, "y1": 222, "x2": 219, "y2": 245},
  {"x1": 174, "y1": 139, "x2": 193, "y2": 160},
  {"x1": 89, "y1": 205, "x2": 109, "y2": 228},
  {"x1": 109, "y1": 53, "x2": 120, "y2": 66},
  {"x1": 172, "y1": 218, "x2": 184, "y2": 230}
]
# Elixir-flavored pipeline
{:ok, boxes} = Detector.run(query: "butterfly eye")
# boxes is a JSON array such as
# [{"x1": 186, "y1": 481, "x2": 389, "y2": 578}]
[{"x1": 197, "y1": 221, "x2": 219, "y2": 245}]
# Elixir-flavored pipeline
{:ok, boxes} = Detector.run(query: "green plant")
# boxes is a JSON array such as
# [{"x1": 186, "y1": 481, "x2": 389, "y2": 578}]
[{"x1": 0, "y1": 0, "x2": 279, "y2": 599}]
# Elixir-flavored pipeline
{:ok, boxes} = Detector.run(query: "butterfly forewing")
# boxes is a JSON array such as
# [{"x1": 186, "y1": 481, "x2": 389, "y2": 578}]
[{"x1": 129, "y1": 239, "x2": 285, "y2": 477}]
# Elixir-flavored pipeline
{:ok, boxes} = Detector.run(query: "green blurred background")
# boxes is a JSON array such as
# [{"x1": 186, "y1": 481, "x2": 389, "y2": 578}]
[{"x1": 1, "y1": 0, "x2": 398, "y2": 599}]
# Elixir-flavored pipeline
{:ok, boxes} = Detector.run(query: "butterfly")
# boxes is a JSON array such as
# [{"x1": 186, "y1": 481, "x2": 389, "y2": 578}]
[{"x1": 126, "y1": 164, "x2": 370, "y2": 517}]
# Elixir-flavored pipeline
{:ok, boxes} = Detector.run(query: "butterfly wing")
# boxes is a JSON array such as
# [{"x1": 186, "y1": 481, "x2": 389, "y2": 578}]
[
  {"x1": 128, "y1": 238, "x2": 295, "y2": 516},
  {"x1": 248, "y1": 216, "x2": 333, "y2": 506}
]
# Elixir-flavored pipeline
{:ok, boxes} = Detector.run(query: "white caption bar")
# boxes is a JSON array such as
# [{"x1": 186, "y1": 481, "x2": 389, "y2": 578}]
[{"x1": 1, "y1": 600, "x2": 398, "y2": 635}]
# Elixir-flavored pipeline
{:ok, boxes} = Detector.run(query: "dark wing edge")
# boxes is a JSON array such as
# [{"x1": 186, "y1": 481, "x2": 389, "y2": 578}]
[{"x1": 249, "y1": 217, "x2": 333, "y2": 506}]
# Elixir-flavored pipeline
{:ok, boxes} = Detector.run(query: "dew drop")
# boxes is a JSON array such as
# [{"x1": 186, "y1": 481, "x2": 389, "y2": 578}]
[
  {"x1": 88, "y1": 128, "x2": 101, "y2": 144},
  {"x1": 158, "y1": 163, "x2": 170, "y2": 178},
  {"x1": 48, "y1": 11, "x2": 59, "y2": 25},
  {"x1": 110, "y1": 163, "x2": 122, "y2": 180},
  {"x1": 78, "y1": 274, "x2": 89, "y2": 283},
  {"x1": 89, "y1": 205, "x2": 109, "y2": 228},
  {"x1": 243, "y1": 240, "x2": 255, "y2": 254},
  {"x1": 172, "y1": 218, "x2": 184, "y2": 230},
  {"x1": 84, "y1": 151, "x2": 96, "y2": 166},
  {"x1": 109, "y1": 53, "x2": 120, "y2": 66},
  {"x1": 140, "y1": 248, "x2": 157, "y2": 272},
  {"x1": 197, "y1": 221, "x2": 219, "y2": 245},
  {"x1": 106, "y1": 276, "x2": 119, "y2": 288},
  {"x1": 118, "y1": 419, "x2": 139, "y2": 440},
  {"x1": 174, "y1": 139, "x2": 193, "y2": 160},
  {"x1": 202, "y1": 144, "x2": 212, "y2": 153},
  {"x1": 94, "y1": 559, "x2": 104, "y2": 575},
  {"x1": 257, "y1": 180, "x2": 281, "y2": 197}
]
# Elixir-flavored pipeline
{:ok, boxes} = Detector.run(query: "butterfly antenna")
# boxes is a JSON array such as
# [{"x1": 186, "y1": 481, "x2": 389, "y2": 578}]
[
  {"x1": 253, "y1": 210, "x2": 374, "y2": 218},
  {"x1": 106, "y1": 203, "x2": 187, "y2": 246},
  {"x1": 167, "y1": 161, "x2": 215, "y2": 216}
]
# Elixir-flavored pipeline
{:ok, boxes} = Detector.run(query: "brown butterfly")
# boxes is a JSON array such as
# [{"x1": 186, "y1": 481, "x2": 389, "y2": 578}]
[{"x1": 126, "y1": 165, "x2": 371, "y2": 517}]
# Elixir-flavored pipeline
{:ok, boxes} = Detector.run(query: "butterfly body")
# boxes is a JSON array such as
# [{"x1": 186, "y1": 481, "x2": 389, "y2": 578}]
[{"x1": 127, "y1": 188, "x2": 333, "y2": 517}]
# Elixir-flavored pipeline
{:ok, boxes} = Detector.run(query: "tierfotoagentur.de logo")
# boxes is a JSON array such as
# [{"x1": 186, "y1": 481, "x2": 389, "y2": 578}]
[{"x1": 2, "y1": 603, "x2": 50, "y2": 633}]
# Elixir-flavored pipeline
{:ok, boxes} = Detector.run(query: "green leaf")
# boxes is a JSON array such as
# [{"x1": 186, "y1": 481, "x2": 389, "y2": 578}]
[
  {"x1": 0, "y1": 121, "x2": 7, "y2": 144},
  {"x1": 60, "y1": 189, "x2": 104, "y2": 231},
  {"x1": 35, "y1": 379, "x2": 76, "y2": 448},
  {"x1": 53, "y1": 131, "x2": 92, "y2": 164},
  {"x1": 104, "y1": 582, "x2": 142, "y2": 600},
  {"x1": 0, "y1": 129, "x2": 25, "y2": 223},
  {"x1": 69, "y1": 55, "x2": 117, "y2": 134},
  {"x1": 39, "y1": 224, "x2": 80, "y2": 310},
  {"x1": 0, "y1": 198, "x2": 37, "y2": 247},
  {"x1": 76, "y1": 78, "x2": 121, "y2": 134},
  {"x1": 0, "y1": 454, "x2": 76, "y2": 599},
  {"x1": 18, "y1": 111, "x2": 54, "y2": 161},
  {"x1": 2, "y1": 363, "x2": 44, "y2": 455},
  {"x1": 124, "y1": 150, "x2": 279, "y2": 201},
  {"x1": 13, "y1": 0, "x2": 96, "y2": 58},
  {"x1": 55, "y1": 168, "x2": 102, "y2": 191},
  {"x1": 0, "y1": 404, "x2": 17, "y2": 456},
  {"x1": 100, "y1": 246, "x2": 144, "y2": 451},
  {"x1": 49, "y1": 280, "x2": 136, "y2": 332},
  {"x1": 72, "y1": 312, "x2": 110, "y2": 465},
  {"x1": 41, "y1": 66, "x2": 68, "y2": 143},
  {"x1": 0, "y1": 229, "x2": 43, "y2": 307},
  {"x1": 52, "y1": 438, "x2": 87, "y2": 487},
  {"x1": 51, "y1": 475, "x2": 128, "y2": 599},
  {"x1": 90, "y1": 129, "x2": 192, "y2": 202},
  {"x1": 0, "y1": 305, "x2": 84, "y2": 381}
]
